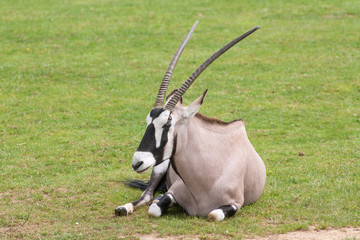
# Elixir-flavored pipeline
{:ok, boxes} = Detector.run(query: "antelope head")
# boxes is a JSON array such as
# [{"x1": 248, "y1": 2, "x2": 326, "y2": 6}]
[{"x1": 132, "y1": 21, "x2": 259, "y2": 173}]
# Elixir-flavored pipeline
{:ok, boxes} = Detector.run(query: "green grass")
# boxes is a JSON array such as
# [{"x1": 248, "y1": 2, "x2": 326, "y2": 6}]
[{"x1": 1, "y1": 0, "x2": 359, "y2": 239}]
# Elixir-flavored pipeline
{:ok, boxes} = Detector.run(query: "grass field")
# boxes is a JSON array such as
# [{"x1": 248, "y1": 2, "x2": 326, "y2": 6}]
[{"x1": 1, "y1": 0, "x2": 359, "y2": 239}]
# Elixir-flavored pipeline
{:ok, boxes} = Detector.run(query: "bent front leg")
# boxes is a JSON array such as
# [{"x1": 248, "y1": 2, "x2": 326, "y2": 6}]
[
  {"x1": 207, "y1": 205, "x2": 238, "y2": 221},
  {"x1": 148, "y1": 193, "x2": 176, "y2": 217},
  {"x1": 115, "y1": 160, "x2": 169, "y2": 216}
]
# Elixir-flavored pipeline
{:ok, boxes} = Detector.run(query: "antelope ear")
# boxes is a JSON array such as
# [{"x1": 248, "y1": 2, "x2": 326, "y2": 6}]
[
  {"x1": 165, "y1": 89, "x2": 183, "y2": 105},
  {"x1": 184, "y1": 89, "x2": 208, "y2": 118}
]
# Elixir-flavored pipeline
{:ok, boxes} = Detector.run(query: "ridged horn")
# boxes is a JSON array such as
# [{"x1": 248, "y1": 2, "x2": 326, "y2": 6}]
[
  {"x1": 154, "y1": 21, "x2": 198, "y2": 108},
  {"x1": 165, "y1": 26, "x2": 260, "y2": 110}
]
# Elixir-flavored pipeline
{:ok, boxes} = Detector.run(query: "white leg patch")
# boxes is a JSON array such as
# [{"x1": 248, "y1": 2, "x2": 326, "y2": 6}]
[
  {"x1": 231, "y1": 205, "x2": 237, "y2": 211},
  {"x1": 148, "y1": 203, "x2": 162, "y2": 217},
  {"x1": 208, "y1": 209, "x2": 225, "y2": 222},
  {"x1": 152, "y1": 110, "x2": 171, "y2": 148},
  {"x1": 123, "y1": 203, "x2": 134, "y2": 214},
  {"x1": 115, "y1": 203, "x2": 134, "y2": 216},
  {"x1": 167, "y1": 193, "x2": 176, "y2": 206}
]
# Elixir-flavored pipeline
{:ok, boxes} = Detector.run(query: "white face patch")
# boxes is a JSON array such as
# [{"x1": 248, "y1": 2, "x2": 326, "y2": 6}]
[
  {"x1": 132, "y1": 151, "x2": 156, "y2": 173},
  {"x1": 152, "y1": 110, "x2": 171, "y2": 148},
  {"x1": 146, "y1": 113, "x2": 152, "y2": 126},
  {"x1": 163, "y1": 125, "x2": 175, "y2": 160}
]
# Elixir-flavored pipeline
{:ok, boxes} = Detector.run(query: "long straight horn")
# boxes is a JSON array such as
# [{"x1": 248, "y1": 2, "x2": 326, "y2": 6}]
[
  {"x1": 154, "y1": 21, "x2": 199, "y2": 108},
  {"x1": 165, "y1": 26, "x2": 260, "y2": 110}
]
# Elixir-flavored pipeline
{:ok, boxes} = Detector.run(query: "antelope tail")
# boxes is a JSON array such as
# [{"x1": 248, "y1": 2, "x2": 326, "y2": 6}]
[{"x1": 123, "y1": 179, "x2": 168, "y2": 193}]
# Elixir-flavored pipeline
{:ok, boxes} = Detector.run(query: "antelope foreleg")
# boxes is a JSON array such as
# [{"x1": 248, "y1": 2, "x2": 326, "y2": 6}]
[{"x1": 115, "y1": 160, "x2": 169, "y2": 216}]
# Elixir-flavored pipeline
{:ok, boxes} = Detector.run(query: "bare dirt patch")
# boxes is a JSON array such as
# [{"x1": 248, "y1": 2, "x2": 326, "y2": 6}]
[
  {"x1": 130, "y1": 228, "x2": 360, "y2": 240},
  {"x1": 244, "y1": 227, "x2": 360, "y2": 240},
  {"x1": 135, "y1": 235, "x2": 199, "y2": 240}
]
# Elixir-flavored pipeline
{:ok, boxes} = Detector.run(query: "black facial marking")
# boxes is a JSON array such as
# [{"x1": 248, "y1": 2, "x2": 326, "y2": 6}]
[
  {"x1": 159, "y1": 123, "x2": 170, "y2": 149},
  {"x1": 137, "y1": 123, "x2": 156, "y2": 152},
  {"x1": 152, "y1": 122, "x2": 171, "y2": 164},
  {"x1": 150, "y1": 108, "x2": 166, "y2": 119},
  {"x1": 136, "y1": 123, "x2": 166, "y2": 162},
  {"x1": 163, "y1": 116, "x2": 172, "y2": 129},
  {"x1": 169, "y1": 136, "x2": 182, "y2": 178},
  {"x1": 137, "y1": 108, "x2": 172, "y2": 164}
]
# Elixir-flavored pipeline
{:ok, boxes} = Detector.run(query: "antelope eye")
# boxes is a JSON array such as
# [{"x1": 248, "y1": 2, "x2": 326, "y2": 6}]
[{"x1": 163, "y1": 117, "x2": 172, "y2": 128}]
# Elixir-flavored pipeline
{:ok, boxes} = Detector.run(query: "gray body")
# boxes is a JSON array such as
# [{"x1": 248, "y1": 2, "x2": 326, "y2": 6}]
[{"x1": 166, "y1": 112, "x2": 266, "y2": 217}]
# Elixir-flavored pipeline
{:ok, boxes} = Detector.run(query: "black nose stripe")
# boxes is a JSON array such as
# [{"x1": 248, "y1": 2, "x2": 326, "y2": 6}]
[{"x1": 137, "y1": 123, "x2": 156, "y2": 152}]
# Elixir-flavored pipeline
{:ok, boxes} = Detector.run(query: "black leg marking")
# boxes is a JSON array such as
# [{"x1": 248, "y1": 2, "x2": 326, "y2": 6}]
[
  {"x1": 152, "y1": 194, "x2": 163, "y2": 204},
  {"x1": 208, "y1": 205, "x2": 238, "y2": 221},
  {"x1": 148, "y1": 193, "x2": 175, "y2": 217},
  {"x1": 157, "y1": 194, "x2": 173, "y2": 213},
  {"x1": 219, "y1": 205, "x2": 237, "y2": 218}
]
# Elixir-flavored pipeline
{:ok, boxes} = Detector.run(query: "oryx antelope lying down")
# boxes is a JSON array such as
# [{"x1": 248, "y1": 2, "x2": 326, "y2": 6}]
[{"x1": 115, "y1": 21, "x2": 266, "y2": 221}]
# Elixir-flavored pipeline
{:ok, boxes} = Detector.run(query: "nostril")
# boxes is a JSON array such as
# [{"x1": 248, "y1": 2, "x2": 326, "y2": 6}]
[{"x1": 132, "y1": 161, "x2": 143, "y2": 170}]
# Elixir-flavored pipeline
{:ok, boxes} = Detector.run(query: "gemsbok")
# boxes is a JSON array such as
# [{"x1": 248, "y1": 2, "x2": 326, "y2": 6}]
[{"x1": 115, "y1": 21, "x2": 266, "y2": 221}]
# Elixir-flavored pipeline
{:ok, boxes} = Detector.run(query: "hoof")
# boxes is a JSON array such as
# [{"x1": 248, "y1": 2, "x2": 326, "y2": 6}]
[
  {"x1": 148, "y1": 203, "x2": 161, "y2": 217},
  {"x1": 115, "y1": 206, "x2": 128, "y2": 216},
  {"x1": 207, "y1": 209, "x2": 225, "y2": 222}
]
